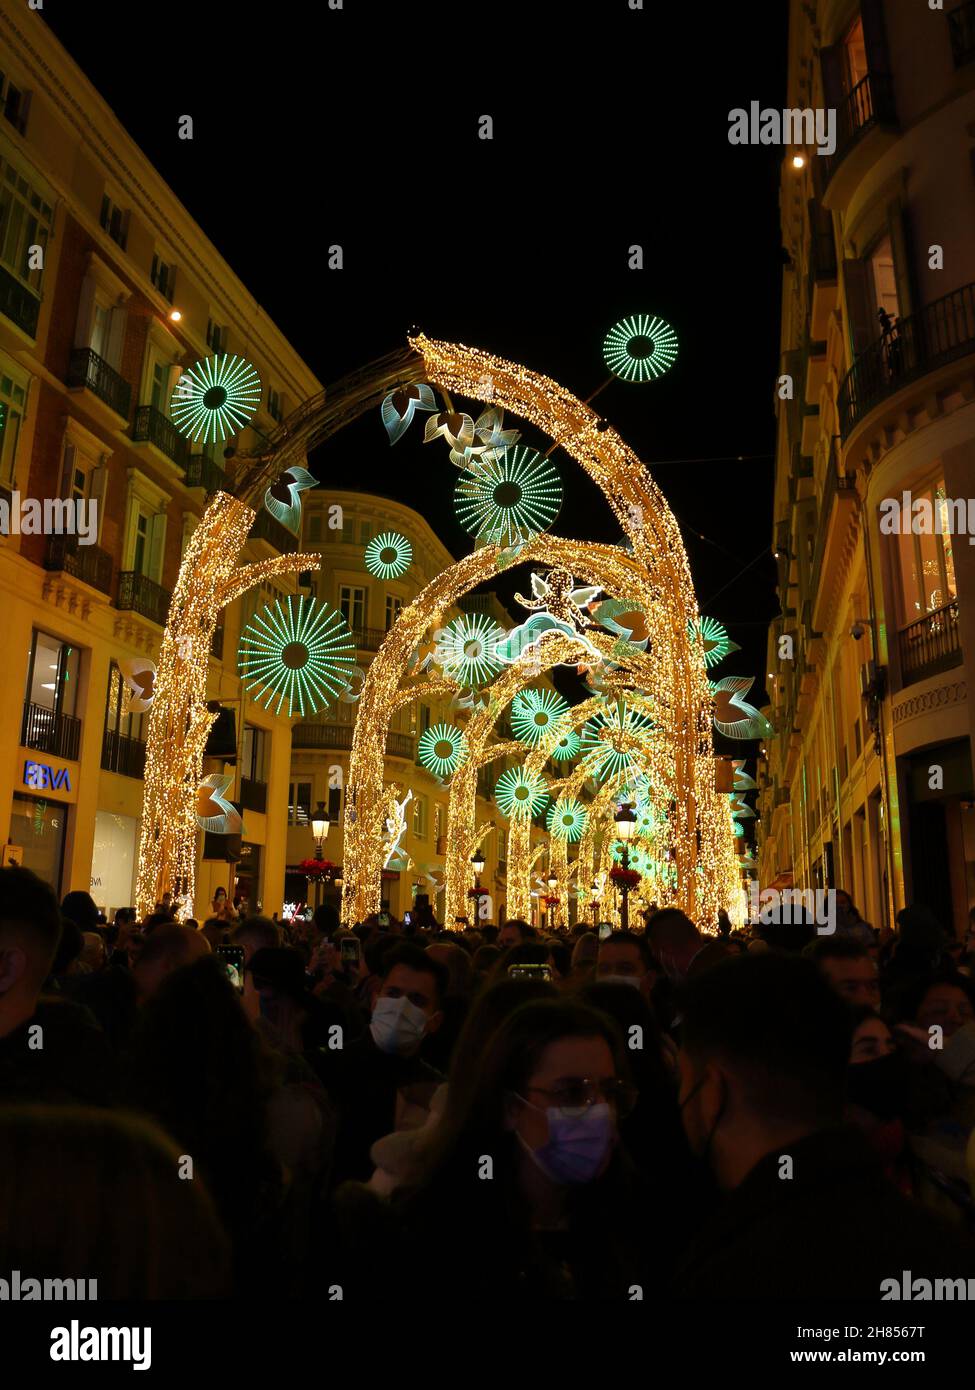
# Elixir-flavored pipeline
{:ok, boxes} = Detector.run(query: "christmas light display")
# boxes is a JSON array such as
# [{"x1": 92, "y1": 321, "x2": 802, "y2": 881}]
[
  {"x1": 264, "y1": 466, "x2": 316, "y2": 534},
  {"x1": 494, "y1": 765, "x2": 550, "y2": 819},
  {"x1": 238, "y1": 594, "x2": 355, "y2": 717},
  {"x1": 455, "y1": 446, "x2": 562, "y2": 548},
  {"x1": 171, "y1": 354, "x2": 261, "y2": 442},
  {"x1": 365, "y1": 530, "x2": 413, "y2": 580},
  {"x1": 712, "y1": 676, "x2": 774, "y2": 740},
  {"x1": 118, "y1": 657, "x2": 156, "y2": 713},
  {"x1": 434, "y1": 613, "x2": 505, "y2": 686},
  {"x1": 417, "y1": 723, "x2": 468, "y2": 777},
  {"x1": 551, "y1": 728, "x2": 581, "y2": 760},
  {"x1": 546, "y1": 797, "x2": 589, "y2": 842},
  {"x1": 195, "y1": 773, "x2": 242, "y2": 834},
  {"x1": 381, "y1": 382, "x2": 438, "y2": 444},
  {"x1": 689, "y1": 616, "x2": 740, "y2": 668},
  {"x1": 580, "y1": 699, "x2": 657, "y2": 784},
  {"x1": 602, "y1": 314, "x2": 678, "y2": 383},
  {"x1": 511, "y1": 687, "x2": 570, "y2": 745}
]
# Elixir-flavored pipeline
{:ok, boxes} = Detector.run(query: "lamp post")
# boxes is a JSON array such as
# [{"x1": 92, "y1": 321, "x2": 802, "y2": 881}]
[
  {"x1": 470, "y1": 850, "x2": 487, "y2": 924},
  {"x1": 614, "y1": 801, "x2": 637, "y2": 931},
  {"x1": 546, "y1": 872, "x2": 558, "y2": 929},
  {"x1": 310, "y1": 801, "x2": 330, "y2": 910},
  {"x1": 590, "y1": 880, "x2": 600, "y2": 924}
]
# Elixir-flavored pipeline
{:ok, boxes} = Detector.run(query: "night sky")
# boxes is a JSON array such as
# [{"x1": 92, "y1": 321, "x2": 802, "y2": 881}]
[{"x1": 41, "y1": 1, "x2": 788, "y2": 731}]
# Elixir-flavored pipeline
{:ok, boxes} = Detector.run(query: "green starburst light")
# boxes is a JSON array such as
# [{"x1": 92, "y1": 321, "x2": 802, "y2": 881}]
[
  {"x1": 238, "y1": 595, "x2": 354, "y2": 717},
  {"x1": 434, "y1": 613, "x2": 506, "y2": 687},
  {"x1": 455, "y1": 446, "x2": 562, "y2": 548},
  {"x1": 365, "y1": 531, "x2": 412, "y2": 580},
  {"x1": 603, "y1": 314, "x2": 678, "y2": 383},
  {"x1": 688, "y1": 616, "x2": 739, "y2": 668},
  {"x1": 511, "y1": 687, "x2": 570, "y2": 746},
  {"x1": 546, "y1": 798, "x2": 589, "y2": 842},
  {"x1": 171, "y1": 354, "x2": 262, "y2": 443},
  {"x1": 580, "y1": 700, "x2": 656, "y2": 784},
  {"x1": 494, "y1": 765, "x2": 549, "y2": 820},
  {"x1": 551, "y1": 728, "x2": 581, "y2": 761},
  {"x1": 417, "y1": 723, "x2": 468, "y2": 778}
]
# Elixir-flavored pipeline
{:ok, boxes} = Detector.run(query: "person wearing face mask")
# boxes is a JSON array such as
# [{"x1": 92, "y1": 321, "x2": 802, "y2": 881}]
[
  {"x1": 594, "y1": 930, "x2": 655, "y2": 995},
  {"x1": 673, "y1": 954, "x2": 975, "y2": 1298},
  {"x1": 309, "y1": 944, "x2": 447, "y2": 1187},
  {"x1": 844, "y1": 1007, "x2": 913, "y2": 1196},
  {"x1": 326, "y1": 999, "x2": 668, "y2": 1300}
]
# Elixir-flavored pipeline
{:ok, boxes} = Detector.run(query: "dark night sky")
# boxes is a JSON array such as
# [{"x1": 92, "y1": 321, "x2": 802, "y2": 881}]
[{"x1": 41, "y1": 1, "x2": 787, "y2": 721}]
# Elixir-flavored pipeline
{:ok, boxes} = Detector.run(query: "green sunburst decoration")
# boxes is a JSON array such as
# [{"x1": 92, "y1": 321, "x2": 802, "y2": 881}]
[
  {"x1": 688, "y1": 616, "x2": 740, "y2": 669},
  {"x1": 455, "y1": 446, "x2": 562, "y2": 548},
  {"x1": 580, "y1": 700, "x2": 656, "y2": 784},
  {"x1": 634, "y1": 800, "x2": 661, "y2": 838},
  {"x1": 603, "y1": 314, "x2": 678, "y2": 383},
  {"x1": 546, "y1": 797, "x2": 589, "y2": 842},
  {"x1": 494, "y1": 765, "x2": 550, "y2": 820},
  {"x1": 610, "y1": 842, "x2": 652, "y2": 875},
  {"x1": 238, "y1": 595, "x2": 354, "y2": 717},
  {"x1": 511, "y1": 687, "x2": 570, "y2": 746},
  {"x1": 417, "y1": 723, "x2": 468, "y2": 778},
  {"x1": 551, "y1": 728, "x2": 581, "y2": 761},
  {"x1": 434, "y1": 613, "x2": 506, "y2": 687},
  {"x1": 171, "y1": 354, "x2": 262, "y2": 442},
  {"x1": 365, "y1": 531, "x2": 412, "y2": 580}
]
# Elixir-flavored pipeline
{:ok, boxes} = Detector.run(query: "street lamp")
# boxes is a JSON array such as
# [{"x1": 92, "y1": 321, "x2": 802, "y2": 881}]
[
  {"x1": 471, "y1": 850, "x2": 486, "y2": 881},
  {"x1": 470, "y1": 851, "x2": 487, "y2": 925},
  {"x1": 614, "y1": 802, "x2": 638, "y2": 931},
  {"x1": 546, "y1": 872, "x2": 558, "y2": 929},
  {"x1": 590, "y1": 880, "x2": 600, "y2": 923},
  {"x1": 309, "y1": 802, "x2": 330, "y2": 910}
]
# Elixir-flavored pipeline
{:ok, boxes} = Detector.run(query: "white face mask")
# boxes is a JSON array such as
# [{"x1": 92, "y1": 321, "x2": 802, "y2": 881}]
[
  {"x1": 370, "y1": 995, "x2": 428, "y2": 1056},
  {"x1": 598, "y1": 974, "x2": 643, "y2": 989}
]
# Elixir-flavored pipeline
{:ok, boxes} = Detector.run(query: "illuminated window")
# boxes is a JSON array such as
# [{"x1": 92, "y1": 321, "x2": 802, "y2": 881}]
[
  {"x1": 339, "y1": 584, "x2": 365, "y2": 632},
  {"x1": 385, "y1": 594, "x2": 403, "y2": 630},
  {"x1": 413, "y1": 795, "x2": 427, "y2": 839},
  {"x1": 843, "y1": 17, "x2": 868, "y2": 92},
  {"x1": 0, "y1": 157, "x2": 51, "y2": 294},
  {"x1": 288, "y1": 781, "x2": 312, "y2": 826},
  {"x1": 894, "y1": 478, "x2": 957, "y2": 623}
]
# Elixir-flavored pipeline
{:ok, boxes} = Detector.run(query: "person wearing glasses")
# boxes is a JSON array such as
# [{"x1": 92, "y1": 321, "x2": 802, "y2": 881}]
[{"x1": 328, "y1": 999, "x2": 669, "y2": 1299}]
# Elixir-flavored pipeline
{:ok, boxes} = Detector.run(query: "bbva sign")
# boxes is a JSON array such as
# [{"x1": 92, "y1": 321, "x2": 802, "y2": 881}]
[{"x1": 24, "y1": 760, "x2": 71, "y2": 792}]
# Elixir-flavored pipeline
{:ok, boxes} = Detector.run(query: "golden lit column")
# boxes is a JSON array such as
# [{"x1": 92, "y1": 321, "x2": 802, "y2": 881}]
[{"x1": 136, "y1": 490, "x2": 320, "y2": 918}]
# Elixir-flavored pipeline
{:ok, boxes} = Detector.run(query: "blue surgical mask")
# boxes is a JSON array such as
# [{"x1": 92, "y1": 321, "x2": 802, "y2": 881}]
[
  {"x1": 370, "y1": 995, "x2": 427, "y2": 1056},
  {"x1": 598, "y1": 974, "x2": 643, "y2": 989},
  {"x1": 515, "y1": 1099, "x2": 614, "y2": 1184}
]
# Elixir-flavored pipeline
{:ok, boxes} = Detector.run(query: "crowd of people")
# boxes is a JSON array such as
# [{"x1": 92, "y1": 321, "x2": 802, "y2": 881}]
[{"x1": 2, "y1": 865, "x2": 975, "y2": 1299}]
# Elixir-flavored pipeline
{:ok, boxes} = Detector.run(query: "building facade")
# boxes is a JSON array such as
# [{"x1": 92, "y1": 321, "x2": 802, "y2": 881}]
[
  {"x1": 758, "y1": 0, "x2": 975, "y2": 936},
  {"x1": 0, "y1": 6, "x2": 319, "y2": 917}
]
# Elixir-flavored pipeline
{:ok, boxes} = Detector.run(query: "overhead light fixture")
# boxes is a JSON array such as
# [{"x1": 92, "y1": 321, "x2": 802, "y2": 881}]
[
  {"x1": 471, "y1": 850, "x2": 486, "y2": 877},
  {"x1": 311, "y1": 802, "x2": 330, "y2": 844},
  {"x1": 792, "y1": 153, "x2": 806, "y2": 169},
  {"x1": 614, "y1": 802, "x2": 637, "y2": 841},
  {"x1": 169, "y1": 309, "x2": 182, "y2": 322}
]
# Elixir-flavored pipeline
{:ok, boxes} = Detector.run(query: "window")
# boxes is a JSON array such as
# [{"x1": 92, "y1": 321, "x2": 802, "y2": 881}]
[
  {"x1": 0, "y1": 158, "x2": 52, "y2": 294},
  {"x1": 0, "y1": 368, "x2": 27, "y2": 487},
  {"x1": 868, "y1": 234, "x2": 899, "y2": 324},
  {"x1": 420, "y1": 704, "x2": 431, "y2": 733},
  {"x1": 132, "y1": 509, "x2": 150, "y2": 575},
  {"x1": 339, "y1": 584, "x2": 365, "y2": 631},
  {"x1": 24, "y1": 630, "x2": 80, "y2": 719},
  {"x1": 843, "y1": 17, "x2": 868, "y2": 94},
  {"x1": 206, "y1": 318, "x2": 227, "y2": 354},
  {"x1": 434, "y1": 804, "x2": 444, "y2": 842},
  {"x1": 99, "y1": 194, "x2": 128, "y2": 250},
  {"x1": 150, "y1": 359, "x2": 172, "y2": 416},
  {"x1": 241, "y1": 725, "x2": 269, "y2": 784},
  {"x1": 288, "y1": 780, "x2": 312, "y2": 826},
  {"x1": 308, "y1": 514, "x2": 322, "y2": 542},
  {"x1": 341, "y1": 517, "x2": 355, "y2": 544},
  {"x1": 359, "y1": 521, "x2": 371, "y2": 545},
  {"x1": 104, "y1": 661, "x2": 146, "y2": 742},
  {"x1": 328, "y1": 785, "x2": 342, "y2": 823},
  {"x1": 385, "y1": 594, "x2": 403, "y2": 630},
  {"x1": 150, "y1": 253, "x2": 175, "y2": 302},
  {"x1": 0, "y1": 72, "x2": 30, "y2": 135},
  {"x1": 894, "y1": 479, "x2": 958, "y2": 623},
  {"x1": 267, "y1": 386, "x2": 282, "y2": 422},
  {"x1": 70, "y1": 461, "x2": 89, "y2": 505},
  {"x1": 413, "y1": 795, "x2": 427, "y2": 839}
]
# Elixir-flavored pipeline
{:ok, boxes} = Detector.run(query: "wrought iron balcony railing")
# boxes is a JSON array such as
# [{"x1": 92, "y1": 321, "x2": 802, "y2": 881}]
[
  {"x1": 838, "y1": 281, "x2": 975, "y2": 437},
  {"x1": 352, "y1": 625, "x2": 388, "y2": 652},
  {"x1": 66, "y1": 347, "x2": 131, "y2": 419},
  {"x1": 21, "y1": 700, "x2": 81, "y2": 761},
  {"x1": 823, "y1": 71, "x2": 897, "y2": 187},
  {"x1": 44, "y1": 536, "x2": 114, "y2": 596},
  {"x1": 131, "y1": 405, "x2": 189, "y2": 468},
  {"x1": 0, "y1": 263, "x2": 40, "y2": 337},
  {"x1": 291, "y1": 722, "x2": 415, "y2": 759},
  {"x1": 249, "y1": 506, "x2": 299, "y2": 554},
  {"x1": 101, "y1": 729, "x2": 146, "y2": 779},
  {"x1": 898, "y1": 600, "x2": 962, "y2": 687},
  {"x1": 116, "y1": 571, "x2": 172, "y2": 626},
  {"x1": 186, "y1": 453, "x2": 232, "y2": 494}
]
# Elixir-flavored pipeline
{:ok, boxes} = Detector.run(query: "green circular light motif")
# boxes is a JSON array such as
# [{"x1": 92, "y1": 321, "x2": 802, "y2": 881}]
[
  {"x1": 551, "y1": 728, "x2": 581, "y2": 761},
  {"x1": 610, "y1": 842, "x2": 651, "y2": 875},
  {"x1": 546, "y1": 798, "x2": 589, "y2": 842},
  {"x1": 238, "y1": 595, "x2": 354, "y2": 718},
  {"x1": 494, "y1": 765, "x2": 549, "y2": 820},
  {"x1": 171, "y1": 353, "x2": 262, "y2": 443},
  {"x1": 455, "y1": 446, "x2": 562, "y2": 549},
  {"x1": 511, "y1": 687, "x2": 569, "y2": 746},
  {"x1": 365, "y1": 531, "x2": 412, "y2": 580},
  {"x1": 688, "y1": 616, "x2": 733, "y2": 669},
  {"x1": 603, "y1": 314, "x2": 678, "y2": 383},
  {"x1": 435, "y1": 614, "x2": 506, "y2": 687},
  {"x1": 580, "y1": 701, "x2": 656, "y2": 784},
  {"x1": 417, "y1": 723, "x2": 468, "y2": 778}
]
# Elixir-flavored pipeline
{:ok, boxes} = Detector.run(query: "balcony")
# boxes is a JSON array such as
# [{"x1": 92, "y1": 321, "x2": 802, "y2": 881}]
[
  {"x1": 101, "y1": 729, "x2": 146, "y2": 779},
  {"x1": 241, "y1": 777, "x2": 268, "y2": 814},
  {"x1": 21, "y1": 701, "x2": 81, "y2": 761},
  {"x1": 838, "y1": 281, "x2": 975, "y2": 439},
  {"x1": 131, "y1": 406, "x2": 189, "y2": 469},
  {"x1": 186, "y1": 453, "x2": 232, "y2": 495},
  {"x1": 898, "y1": 600, "x2": 962, "y2": 687},
  {"x1": 117, "y1": 571, "x2": 172, "y2": 626},
  {"x1": 822, "y1": 71, "x2": 897, "y2": 195},
  {"x1": 66, "y1": 348, "x2": 131, "y2": 421},
  {"x1": 0, "y1": 263, "x2": 40, "y2": 338},
  {"x1": 291, "y1": 722, "x2": 415, "y2": 759},
  {"x1": 249, "y1": 506, "x2": 299, "y2": 554},
  {"x1": 353, "y1": 625, "x2": 389, "y2": 653},
  {"x1": 811, "y1": 459, "x2": 858, "y2": 586},
  {"x1": 43, "y1": 536, "x2": 113, "y2": 597},
  {"x1": 949, "y1": 1, "x2": 975, "y2": 66}
]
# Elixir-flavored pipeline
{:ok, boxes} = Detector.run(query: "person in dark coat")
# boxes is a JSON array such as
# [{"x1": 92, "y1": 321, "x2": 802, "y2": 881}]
[{"x1": 673, "y1": 952, "x2": 975, "y2": 1298}]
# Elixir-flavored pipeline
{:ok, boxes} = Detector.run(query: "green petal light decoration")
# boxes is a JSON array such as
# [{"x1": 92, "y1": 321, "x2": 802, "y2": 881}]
[
  {"x1": 455, "y1": 446, "x2": 562, "y2": 548},
  {"x1": 365, "y1": 531, "x2": 413, "y2": 580},
  {"x1": 511, "y1": 687, "x2": 570, "y2": 746},
  {"x1": 580, "y1": 700, "x2": 657, "y2": 784},
  {"x1": 610, "y1": 842, "x2": 652, "y2": 874},
  {"x1": 171, "y1": 354, "x2": 262, "y2": 443},
  {"x1": 417, "y1": 723, "x2": 468, "y2": 778},
  {"x1": 688, "y1": 616, "x2": 740, "y2": 669},
  {"x1": 494, "y1": 765, "x2": 550, "y2": 820},
  {"x1": 551, "y1": 728, "x2": 581, "y2": 761},
  {"x1": 238, "y1": 595, "x2": 355, "y2": 718},
  {"x1": 434, "y1": 613, "x2": 506, "y2": 687},
  {"x1": 603, "y1": 314, "x2": 678, "y2": 383},
  {"x1": 546, "y1": 797, "x2": 589, "y2": 842}
]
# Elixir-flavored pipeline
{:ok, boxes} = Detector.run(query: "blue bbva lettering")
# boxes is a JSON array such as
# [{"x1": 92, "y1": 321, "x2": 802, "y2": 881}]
[{"x1": 24, "y1": 761, "x2": 71, "y2": 792}]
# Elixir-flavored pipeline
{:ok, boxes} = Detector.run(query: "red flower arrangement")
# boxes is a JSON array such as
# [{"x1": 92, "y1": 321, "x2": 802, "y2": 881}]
[
  {"x1": 299, "y1": 858, "x2": 335, "y2": 879},
  {"x1": 609, "y1": 866, "x2": 641, "y2": 889},
  {"x1": 542, "y1": 895, "x2": 561, "y2": 908},
  {"x1": 467, "y1": 886, "x2": 488, "y2": 901}
]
